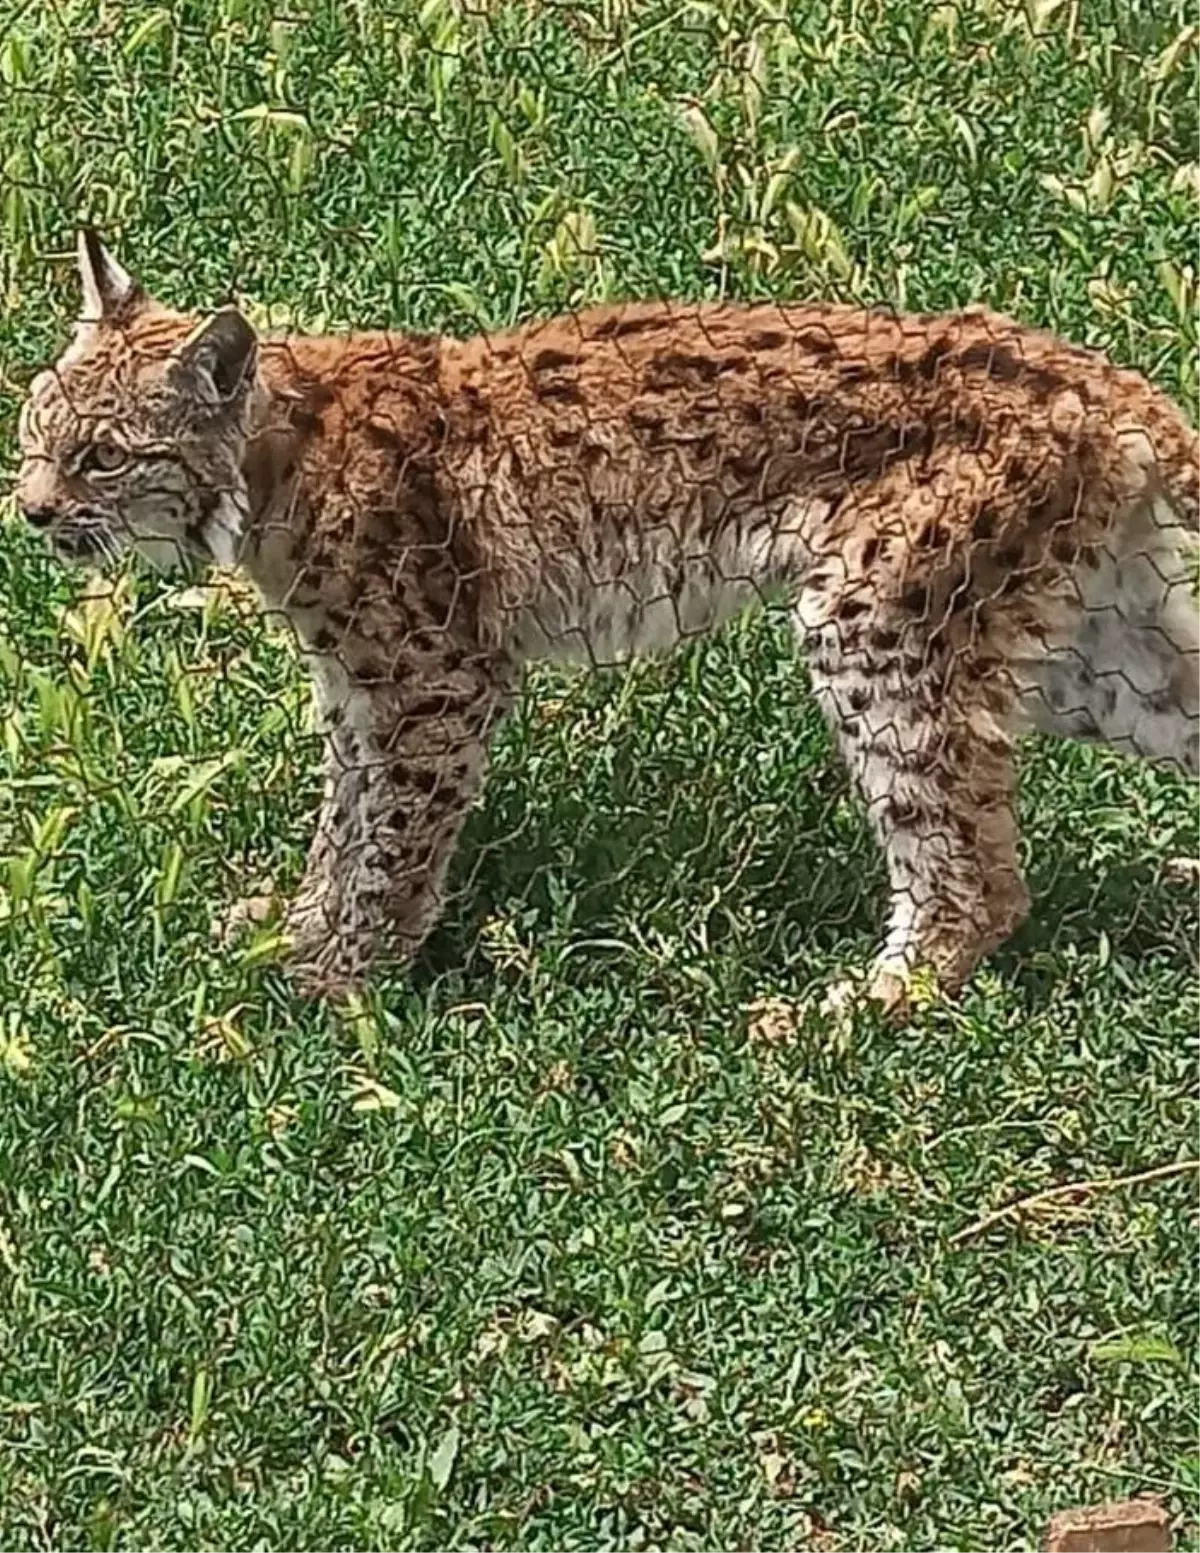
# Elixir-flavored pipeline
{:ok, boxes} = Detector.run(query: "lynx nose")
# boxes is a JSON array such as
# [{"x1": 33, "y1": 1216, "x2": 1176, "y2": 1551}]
[{"x1": 19, "y1": 501, "x2": 58, "y2": 531}]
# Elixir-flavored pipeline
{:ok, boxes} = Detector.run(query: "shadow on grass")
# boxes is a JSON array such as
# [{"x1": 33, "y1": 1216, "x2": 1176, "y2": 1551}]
[{"x1": 411, "y1": 699, "x2": 1198, "y2": 1001}]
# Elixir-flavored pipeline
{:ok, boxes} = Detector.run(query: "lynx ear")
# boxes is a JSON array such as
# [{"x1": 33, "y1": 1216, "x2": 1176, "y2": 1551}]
[
  {"x1": 76, "y1": 228, "x2": 141, "y2": 322},
  {"x1": 171, "y1": 308, "x2": 258, "y2": 408}
]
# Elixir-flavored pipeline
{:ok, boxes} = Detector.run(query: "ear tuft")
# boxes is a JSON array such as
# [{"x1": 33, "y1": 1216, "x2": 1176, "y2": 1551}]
[
  {"x1": 77, "y1": 228, "x2": 142, "y2": 322},
  {"x1": 173, "y1": 309, "x2": 259, "y2": 408}
]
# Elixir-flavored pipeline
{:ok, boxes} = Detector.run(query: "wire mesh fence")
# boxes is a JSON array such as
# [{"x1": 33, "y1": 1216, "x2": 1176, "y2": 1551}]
[{"x1": 0, "y1": 2, "x2": 1197, "y2": 1548}]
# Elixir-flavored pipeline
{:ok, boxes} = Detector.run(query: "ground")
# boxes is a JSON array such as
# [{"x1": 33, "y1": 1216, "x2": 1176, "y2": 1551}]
[{"x1": 0, "y1": 1, "x2": 1196, "y2": 1548}]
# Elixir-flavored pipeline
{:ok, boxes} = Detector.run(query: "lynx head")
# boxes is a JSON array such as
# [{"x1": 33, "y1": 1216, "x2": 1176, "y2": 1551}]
[{"x1": 15, "y1": 230, "x2": 259, "y2": 570}]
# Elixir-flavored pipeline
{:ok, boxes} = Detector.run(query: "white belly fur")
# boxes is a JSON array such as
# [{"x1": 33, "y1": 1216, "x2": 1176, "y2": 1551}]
[{"x1": 512, "y1": 503, "x2": 824, "y2": 668}]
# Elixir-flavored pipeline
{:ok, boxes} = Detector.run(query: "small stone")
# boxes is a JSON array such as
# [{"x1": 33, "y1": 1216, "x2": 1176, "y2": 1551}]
[{"x1": 1044, "y1": 1498, "x2": 1172, "y2": 1553}]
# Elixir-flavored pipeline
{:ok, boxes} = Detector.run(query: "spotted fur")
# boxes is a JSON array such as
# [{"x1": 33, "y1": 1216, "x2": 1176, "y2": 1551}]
[{"x1": 14, "y1": 233, "x2": 1199, "y2": 1014}]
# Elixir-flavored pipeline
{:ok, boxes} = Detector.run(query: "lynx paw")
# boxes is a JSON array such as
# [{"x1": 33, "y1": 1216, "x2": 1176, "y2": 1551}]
[
  {"x1": 821, "y1": 963, "x2": 929, "y2": 1026},
  {"x1": 211, "y1": 877, "x2": 281, "y2": 947},
  {"x1": 282, "y1": 891, "x2": 372, "y2": 1002},
  {"x1": 285, "y1": 953, "x2": 367, "y2": 1003}
]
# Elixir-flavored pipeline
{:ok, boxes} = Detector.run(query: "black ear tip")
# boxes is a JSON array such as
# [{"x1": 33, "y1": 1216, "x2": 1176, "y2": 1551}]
[
  {"x1": 179, "y1": 307, "x2": 258, "y2": 402},
  {"x1": 76, "y1": 227, "x2": 142, "y2": 318},
  {"x1": 222, "y1": 306, "x2": 257, "y2": 341},
  {"x1": 211, "y1": 309, "x2": 258, "y2": 369}
]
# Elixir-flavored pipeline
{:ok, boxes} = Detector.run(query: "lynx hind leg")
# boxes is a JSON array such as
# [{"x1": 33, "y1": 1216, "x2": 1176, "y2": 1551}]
[
  {"x1": 799, "y1": 597, "x2": 1030, "y2": 1019},
  {"x1": 1017, "y1": 505, "x2": 1200, "y2": 776}
]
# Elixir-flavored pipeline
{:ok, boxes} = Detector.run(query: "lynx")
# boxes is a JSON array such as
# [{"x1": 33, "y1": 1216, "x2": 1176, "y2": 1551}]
[{"x1": 14, "y1": 231, "x2": 1199, "y2": 1017}]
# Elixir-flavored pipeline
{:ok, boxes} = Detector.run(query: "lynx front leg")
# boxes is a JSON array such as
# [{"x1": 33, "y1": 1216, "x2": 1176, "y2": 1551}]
[
  {"x1": 808, "y1": 632, "x2": 1030, "y2": 1020},
  {"x1": 284, "y1": 662, "x2": 512, "y2": 999}
]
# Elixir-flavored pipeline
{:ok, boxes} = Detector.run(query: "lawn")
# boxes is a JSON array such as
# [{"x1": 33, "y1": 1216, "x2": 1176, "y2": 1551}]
[{"x1": 0, "y1": 0, "x2": 1197, "y2": 1548}]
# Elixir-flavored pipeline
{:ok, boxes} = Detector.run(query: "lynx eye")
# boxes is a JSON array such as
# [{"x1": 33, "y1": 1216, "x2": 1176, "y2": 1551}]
[{"x1": 80, "y1": 441, "x2": 130, "y2": 476}]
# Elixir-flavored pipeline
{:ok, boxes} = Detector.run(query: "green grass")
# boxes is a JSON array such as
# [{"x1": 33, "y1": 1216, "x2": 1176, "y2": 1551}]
[{"x1": 0, "y1": 0, "x2": 1197, "y2": 1547}]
